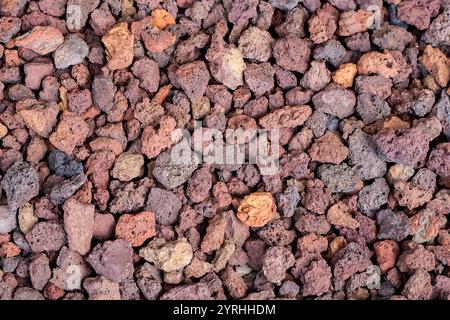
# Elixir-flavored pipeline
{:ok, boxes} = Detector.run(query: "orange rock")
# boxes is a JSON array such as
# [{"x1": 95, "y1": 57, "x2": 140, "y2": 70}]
[
  {"x1": 374, "y1": 240, "x2": 400, "y2": 273},
  {"x1": 49, "y1": 112, "x2": 89, "y2": 155},
  {"x1": 332, "y1": 63, "x2": 357, "y2": 88},
  {"x1": 142, "y1": 28, "x2": 176, "y2": 53},
  {"x1": 337, "y1": 10, "x2": 374, "y2": 36},
  {"x1": 0, "y1": 242, "x2": 21, "y2": 258},
  {"x1": 363, "y1": 115, "x2": 411, "y2": 135},
  {"x1": 357, "y1": 51, "x2": 399, "y2": 78},
  {"x1": 19, "y1": 102, "x2": 60, "y2": 138},
  {"x1": 237, "y1": 192, "x2": 277, "y2": 227},
  {"x1": 4, "y1": 49, "x2": 20, "y2": 67},
  {"x1": 327, "y1": 236, "x2": 347, "y2": 259},
  {"x1": 102, "y1": 22, "x2": 135, "y2": 71},
  {"x1": 14, "y1": 26, "x2": 64, "y2": 55},
  {"x1": 308, "y1": 4, "x2": 339, "y2": 44},
  {"x1": 200, "y1": 214, "x2": 226, "y2": 253},
  {"x1": 141, "y1": 115, "x2": 179, "y2": 159},
  {"x1": 419, "y1": 45, "x2": 450, "y2": 88},
  {"x1": 152, "y1": 84, "x2": 172, "y2": 105},
  {"x1": 89, "y1": 137, "x2": 124, "y2": 156},
  {"x1": 308, "y1": 131, "x2": 349, "y2": 164},
  {"x1": 150, "y1": 8, "x2": 176, "y2": 30},
  {"x1": 115, "y1": 211, "x2": 156, "y2": 247},
  {"x1": 326, "y1": 202, "x2": 359, "y2": 229}
]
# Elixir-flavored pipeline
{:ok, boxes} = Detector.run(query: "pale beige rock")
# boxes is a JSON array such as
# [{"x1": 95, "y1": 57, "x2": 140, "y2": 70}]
[
  {"x1": 386, "y1": 164, "x2": 415, "y2": 184},
  {"x1": 18, "y1": 203, "x2": 38, "y2": 234},
  {"x1": 139, "y1": 238, "x2": 193, "y2": 272},
  {"x1": 212, "y1": 240, "x2": 236, "y2": 272},
  {"x1": 164, "y1": 270, "x2": 183, "y2": 284},
  {"x1": 111, "y1": 152, "x2": 144, "y2": 182}
]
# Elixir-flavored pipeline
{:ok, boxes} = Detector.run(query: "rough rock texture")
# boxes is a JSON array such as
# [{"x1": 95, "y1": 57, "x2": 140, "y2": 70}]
[
  {"x1": 1, "y1": 0, "x2": 449, "y2": 301},
  {"x1": 86, "y1": 240, "x2": 134, "y2": 283}
]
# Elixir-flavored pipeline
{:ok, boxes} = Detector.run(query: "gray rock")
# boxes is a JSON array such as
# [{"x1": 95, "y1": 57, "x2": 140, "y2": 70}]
[
  {"x1": 348, "y1": 129, "x2": 387, "y2": 181},
  {"x1": 269, "y1": 0, "x2": 300, "y2": 11},
  {"x1": 0, "y1": 205, "x2": 17, "y2": 233},
  {"x1": 1, "y1": 161, "x2": 39, "y2": 209},
  {"x1": 50, "y1": 173, "x2": 87, "y2": 205},
  {"x1": 312, "y1": 84, "x2": 356, "y2": 119},
  {"x1": 377, "y1": 209, "x2": 411, "y2": 242},
  {"x1": 146, "y1": 188, "x2": 182, "y2": 225},
  {"x1": 48, "y1": 149, "x2": 84, "y2": 178},
  {"x1": 432, "y1": 90, "x2": 450, "y2": 140},
  {"x1": 152, "y1": 144, "x2": 198, "y2": 189},
  {"x1": 422, "y1": 7, "x2": 450, "y2": 47},
  {"x1": 54, "y1": 34, "x2": 89, "y2": 69},
  {"x1": 358, "y1": 178, "x2": 390, "y2": 217},
  {"x1": 318, "y1": 163, "x2": 360, "y2": 193}
]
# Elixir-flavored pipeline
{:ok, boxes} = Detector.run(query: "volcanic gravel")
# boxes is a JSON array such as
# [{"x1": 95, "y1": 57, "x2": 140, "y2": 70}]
[{"x1": 0, "y1": 0, "x2": 450, "y2": 301}]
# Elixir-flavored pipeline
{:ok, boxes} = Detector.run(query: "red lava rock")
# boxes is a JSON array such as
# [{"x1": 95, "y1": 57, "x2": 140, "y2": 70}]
[
  {"x1": 0, "y1": 0, "x2": 449, "y2": 301},
  {"x1": 187, "y1": 166, "x2": 213, "y2": 203},
  {"x1": 402, "y1": 269, "x2": 433, "y2": 300},
  {"x1": 221, "y1": 266, "x2": 247, "y2": 299},
  {"x1": 258, "y1": 218, "x2": 296, "y2": 246},
  {"x1": 238, "y1": 26, "x2": 273, "y2": 62},
  {"x1": 24, "y1": 58, "x2": 54, "y2": 90},
  {"x1": 25, "y1": 221, "x2": 67, "y2": 253},
  {"x1": 301, "y1": 179, "x2": 332, "y2": 215},
  {"x1": 397, "y1": 0, "x2": 439, "y2": 30},
  {"x1": 259, "y1": 105, "x2": 312, "y2": 129},
  {"x1": 273, "y1": 35, "x2": 311, "y2": 73},
  {"x1": 15, "y1": 26, "x2": 64, "y2": 55},
  {"x1": 372, "y1": 116, "x2": 442, "y2": 167},
  {"x1": 0, "y1": 17, "x2": 21, "y2": 43},
  {"x1": 67, "y1": 89, "x2": 93, "y2": 114},
  {"x1": 397, "y1": 245, "x2": 435, "y2": 274},
  {"x1": 63, "y1": 198, "x2": 95, "y2": 255},
  {"x1": 141, "y1": 115, "x2": 178, "y2": 159},
  {"x1": 49, "y1": 112, "x2": 90, "y2": 155},
  {"x1": 309, "y1": 131, "x2": 349, "y2": 164},
  {"x1": 29, "y1": 253, "x2": 51, "y2": 290},
  {"x1": 115, "y1": 211, "x2": 156, "y2": 247},
  {"x1": 131, "y1": 58, "x2": 160, "y2": 93},
  {"x1": 308, "y1": 4, "x2": 339, "y2": 45},
  {"x1": 301, "y1": 258, "x2": 332, "y2": 297},
  {"x1": 331, "y1": 242, "x2": 372, "y2": 283},
  {"x1": 43, "y1": 283, "x2": 65, "y2": 300},
  {"x1": 86, "y1": 239, "x2": 134, "y2": 283},
  {"x1": 262, "y1": 246, "x2": 295, "y2": 285},
  {"x1": 374, "y1": 240, "x2": 400, "y2": 273}
]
